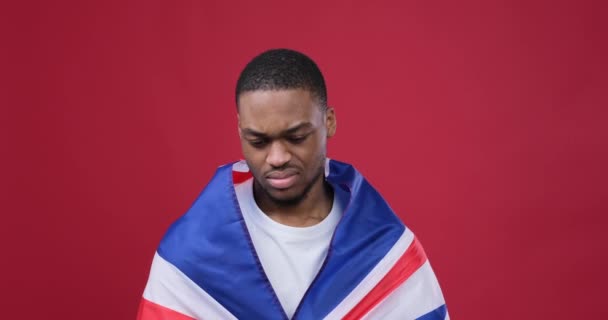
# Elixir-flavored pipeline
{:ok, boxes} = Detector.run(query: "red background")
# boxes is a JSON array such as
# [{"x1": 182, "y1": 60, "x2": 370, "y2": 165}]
[{"x1": 2, "y1": 0, "x2": 607, "y2": 319}]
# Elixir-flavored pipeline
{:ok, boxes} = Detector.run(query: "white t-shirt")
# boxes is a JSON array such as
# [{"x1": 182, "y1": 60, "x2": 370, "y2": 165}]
[{"x1": 234, "y1": 178, "x2": 343, "y2": 319}]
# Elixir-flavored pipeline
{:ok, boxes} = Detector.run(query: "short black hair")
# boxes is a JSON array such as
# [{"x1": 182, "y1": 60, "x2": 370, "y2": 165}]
[{"x1": 235, "y1": 48, "x2": 327, "y2": 110}]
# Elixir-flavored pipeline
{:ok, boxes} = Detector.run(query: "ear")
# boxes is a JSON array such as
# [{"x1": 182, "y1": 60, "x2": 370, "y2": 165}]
[
  {"x1": 325, "y1": 107, "x2": 336, "y2": 138},
  {"x1": 237, "y1": 114, "x2": 243, "y2": 138}
]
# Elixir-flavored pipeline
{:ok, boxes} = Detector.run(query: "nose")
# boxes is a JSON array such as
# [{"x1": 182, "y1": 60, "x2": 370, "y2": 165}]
[{"x1": 266, "y1": 141, "x2": 291, "y2": 168}]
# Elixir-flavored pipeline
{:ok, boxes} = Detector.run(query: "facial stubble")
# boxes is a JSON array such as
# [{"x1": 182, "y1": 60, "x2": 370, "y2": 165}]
[{"x1": 253, "y1": 156, "x2": 327, "y2": 208}]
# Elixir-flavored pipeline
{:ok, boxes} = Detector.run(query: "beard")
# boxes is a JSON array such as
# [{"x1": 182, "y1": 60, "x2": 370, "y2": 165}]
[{"x1": 253, "y1": 157, "x2": 326, "y2": 208}]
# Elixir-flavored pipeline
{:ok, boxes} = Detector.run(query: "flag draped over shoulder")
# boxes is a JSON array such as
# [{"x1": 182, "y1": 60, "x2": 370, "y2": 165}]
[{"x1": 138, "y1": 160, "x2": 449, "y2": 320}]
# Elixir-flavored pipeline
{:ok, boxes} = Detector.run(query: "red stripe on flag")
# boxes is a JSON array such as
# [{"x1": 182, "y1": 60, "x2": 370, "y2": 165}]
[
  {"x1": 232, "y1": 171, "x2": 252, "y2": 184},
  {"x1": 343, "y1": 237, "x2": 428, "y2": 320},
  {"x1": 137, "y1": 298, "x2": 196, "y2": 320}
]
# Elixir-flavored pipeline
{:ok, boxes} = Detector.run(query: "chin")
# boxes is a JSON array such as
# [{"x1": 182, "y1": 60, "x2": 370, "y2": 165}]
[
  {"x1": 270, "y1": 195, "x2": 306, "y2": 207},
  {"x1": 266, "y1": 187, "x2": 307, "y2": 206}
]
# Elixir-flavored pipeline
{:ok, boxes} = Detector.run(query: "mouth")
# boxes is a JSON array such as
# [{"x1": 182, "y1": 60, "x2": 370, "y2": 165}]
[{"x1": 266, "y1": 170, "x2": 299, "y2": 190}]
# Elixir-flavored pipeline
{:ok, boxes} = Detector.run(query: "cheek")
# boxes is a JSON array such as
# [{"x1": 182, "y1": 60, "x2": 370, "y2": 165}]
[
  {"x1": 241, "y1": 145, "x2": 265, "y2": 168},
  {"x1": 294, "y1": 136, "x2": 326, "y2": 164}
]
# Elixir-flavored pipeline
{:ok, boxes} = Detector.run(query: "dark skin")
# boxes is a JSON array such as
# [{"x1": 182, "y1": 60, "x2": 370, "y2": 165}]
[{"x1": 237, "y1": 89, "x2": 337, "y2": 227}]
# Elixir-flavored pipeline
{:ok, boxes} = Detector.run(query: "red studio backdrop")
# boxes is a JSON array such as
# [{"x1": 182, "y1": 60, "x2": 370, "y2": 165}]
[{"x1": 2, "y1": 0, "x2": 607, "y2": 319}]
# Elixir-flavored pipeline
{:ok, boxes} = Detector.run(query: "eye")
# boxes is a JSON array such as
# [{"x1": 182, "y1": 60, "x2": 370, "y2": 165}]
[
  {"x1": 287, "y1": 135, "x2": 307, "y2": 144},
  {"x1": 248, "y1": 139, "x2": 268, "y2": 148}
]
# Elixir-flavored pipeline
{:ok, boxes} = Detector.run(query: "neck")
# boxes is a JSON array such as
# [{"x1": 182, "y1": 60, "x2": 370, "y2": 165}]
[{"x1": 253, "y1": 176, "x2": 334, "y2": 227}]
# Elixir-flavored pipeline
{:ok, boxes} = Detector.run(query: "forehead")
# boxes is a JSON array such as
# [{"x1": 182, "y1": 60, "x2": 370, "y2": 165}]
[{"x1": 238, "y1": 89, "x2": 322, "y2": 131}]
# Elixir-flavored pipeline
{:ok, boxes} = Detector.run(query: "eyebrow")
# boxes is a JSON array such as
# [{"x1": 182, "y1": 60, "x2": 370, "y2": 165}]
[{"x1": 241, "y1": 122, "x2": 314, "y2": 138}]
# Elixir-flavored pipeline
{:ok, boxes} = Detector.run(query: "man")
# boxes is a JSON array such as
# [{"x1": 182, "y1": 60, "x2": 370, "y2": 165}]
[{"x1": 138, "y1": 49, "x2": 448, "y2": 320}]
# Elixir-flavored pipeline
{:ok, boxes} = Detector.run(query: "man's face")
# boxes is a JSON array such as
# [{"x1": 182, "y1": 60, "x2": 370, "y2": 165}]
[{"x1": 238, "y1": 89, "x2": 336, "y2": 205}]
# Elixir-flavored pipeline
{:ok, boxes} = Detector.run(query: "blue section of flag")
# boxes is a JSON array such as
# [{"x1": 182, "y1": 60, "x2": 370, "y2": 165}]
[
  {"x1": 158, "y1": 164, "x2": 288, "y2": 320},
  {"x1": 417, "y1": 304, "x2": 447, "y2": 320},
  {"x1": 293, "y1": 160, "x2": 405, "y2": 319}
]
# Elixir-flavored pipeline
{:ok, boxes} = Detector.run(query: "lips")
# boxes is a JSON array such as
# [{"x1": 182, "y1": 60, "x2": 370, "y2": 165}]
[{"x1": 266, "y1": 170, "x2": 298, "y2": 189}]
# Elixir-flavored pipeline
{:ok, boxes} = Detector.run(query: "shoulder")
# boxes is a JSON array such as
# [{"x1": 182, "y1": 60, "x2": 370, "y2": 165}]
[{"x1": 158, "y1": 161, "x2": 244, "y2": 259}]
